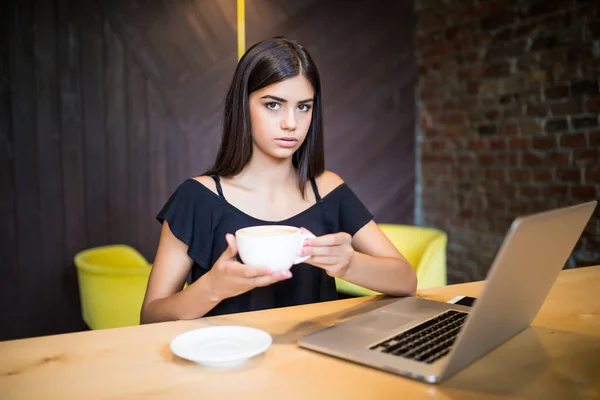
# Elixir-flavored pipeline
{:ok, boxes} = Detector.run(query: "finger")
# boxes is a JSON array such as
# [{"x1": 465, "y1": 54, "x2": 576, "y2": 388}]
[
  {"x1": 307, "y1": 233, "x2": 351, "y2": 247},
  {"x1": 224, "y1": 261, "x2": 271, "y2": 277},
  {"x1": 299, "y1": 227, "x2": 315, "y2": 236},
  {"x1": 306, "y1": 256, "x2": 339, "y2": 265},
  {"x1": 242, "y1": 264, "x2": 273, "y2": 278},
  {"x1": 253, "y1": 270, "x2": 293, "y2": 287},
  {"x1": 301, "y1": 245, "x2": 334, "y2": 257},
  {"x1": 301, "y1": 261, "x2": 337, "y2": 276},
  {"x1": 223, "y1": 233, "x2": 238, "y2": 259}
]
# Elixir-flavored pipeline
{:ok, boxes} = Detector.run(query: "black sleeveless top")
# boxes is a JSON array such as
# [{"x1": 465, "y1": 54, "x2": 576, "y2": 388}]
[{"x1": 156, "y1": 176, "x2": 373, "y2": 317}]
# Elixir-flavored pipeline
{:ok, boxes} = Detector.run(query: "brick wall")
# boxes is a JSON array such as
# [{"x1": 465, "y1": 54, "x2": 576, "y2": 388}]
[{"x1": 415, "y1": 0, "x2": 600, "y2": 283}]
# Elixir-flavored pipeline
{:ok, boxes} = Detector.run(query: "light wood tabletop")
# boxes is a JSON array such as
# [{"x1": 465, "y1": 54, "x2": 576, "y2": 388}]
[{"x1": 1, "y1": 265, "x2": 599, "y2": 400}]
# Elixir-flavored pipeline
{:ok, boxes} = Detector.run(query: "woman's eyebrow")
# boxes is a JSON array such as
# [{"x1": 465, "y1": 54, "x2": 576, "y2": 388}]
[{"x1": 260, "y1": 95, "x2": 314, "y2": 104}]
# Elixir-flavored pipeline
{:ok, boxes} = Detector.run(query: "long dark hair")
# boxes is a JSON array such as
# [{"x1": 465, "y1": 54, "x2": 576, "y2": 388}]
[{"x1": 204, "y1": 37, "x2": 325, "y2": 196}]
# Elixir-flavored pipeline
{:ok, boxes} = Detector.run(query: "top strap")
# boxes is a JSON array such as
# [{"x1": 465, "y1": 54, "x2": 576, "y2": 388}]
[
  {"x1": 310, "y1": 178, "x2": 322, "y2": 202},
  {"x1": 210, "y1": 174, "x2": 226, "y2": 200}
]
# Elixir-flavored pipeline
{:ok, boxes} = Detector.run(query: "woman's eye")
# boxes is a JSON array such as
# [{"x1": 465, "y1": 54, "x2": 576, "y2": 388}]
[
  {"x1": 266, "y1": 102, "x2": 280, "y2": 110},
  {"x1": 298, "y1": 104, "x2": 312, "y2": 112}
]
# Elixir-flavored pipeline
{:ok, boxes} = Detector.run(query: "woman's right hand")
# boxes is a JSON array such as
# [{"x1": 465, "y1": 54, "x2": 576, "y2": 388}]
[{"x1": 204, "y1": 233, "x2": 292, "y2": 302}]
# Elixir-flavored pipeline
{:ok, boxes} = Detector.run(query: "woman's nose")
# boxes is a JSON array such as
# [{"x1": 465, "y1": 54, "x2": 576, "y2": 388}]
[{"x1": 280, "y1": 110, "x2": 297, "y2": 131}]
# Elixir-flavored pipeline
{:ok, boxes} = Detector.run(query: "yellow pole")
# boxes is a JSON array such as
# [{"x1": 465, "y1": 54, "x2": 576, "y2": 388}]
[{"x1": 237, "y1": 0, "x2": 245, "y2": 60}]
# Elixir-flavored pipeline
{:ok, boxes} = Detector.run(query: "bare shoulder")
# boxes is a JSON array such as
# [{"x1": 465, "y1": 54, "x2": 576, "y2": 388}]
[
  {"x1": 315, "y1": 170, "x2": 345, "y2": 197},
  {"x1": 192, "y1": 175, "x2": 218, "y2": 195}
]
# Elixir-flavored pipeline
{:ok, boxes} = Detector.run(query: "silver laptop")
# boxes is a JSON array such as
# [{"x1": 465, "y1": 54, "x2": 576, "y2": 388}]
[{"x1": 298, "y1": 200, "x2": 597, "y2": 383}]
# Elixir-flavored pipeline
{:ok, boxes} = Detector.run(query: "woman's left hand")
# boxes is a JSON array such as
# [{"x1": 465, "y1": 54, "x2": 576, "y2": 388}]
[{"x1": 299, "y1": 228, "x2": 354, "y2": 278}]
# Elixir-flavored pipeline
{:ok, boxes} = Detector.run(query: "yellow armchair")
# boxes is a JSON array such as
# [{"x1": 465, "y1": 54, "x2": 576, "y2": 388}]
[
  {"x1": 74, "y1": 245, "x2": 151, "y2": 330},
  {"x1": 335, "y1": 224, "x2": 448, "y2": 297}
]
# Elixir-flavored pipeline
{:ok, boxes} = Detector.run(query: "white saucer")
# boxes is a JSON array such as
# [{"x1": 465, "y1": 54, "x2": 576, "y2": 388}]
[{"x1": 170, "y1": 326, "x2": 272, "y2": 367}]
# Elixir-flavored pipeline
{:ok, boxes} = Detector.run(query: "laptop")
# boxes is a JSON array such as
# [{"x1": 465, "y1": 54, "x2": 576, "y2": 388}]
[{"x1": 298, "y1": 200, "x2": 597, "y2": 383}]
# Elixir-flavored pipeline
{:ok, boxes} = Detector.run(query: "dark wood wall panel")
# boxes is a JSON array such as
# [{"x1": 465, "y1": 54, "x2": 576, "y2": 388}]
[
  {"x1": 126, "y1": 55, "x2": 151, "y2": 257},
  {"x1": 0, "y1": 0, "x2": 19, "y2": 339},
  {"x1": 7, "y1": 0, "x2": 46, "y2": 339},
  {"x1": 104, "y1": 19, "x2": 129, "y2": 246},
  {"x1": 82, "y1": 7, "x2": 109, "y2": 248},
  {"x1": 1, "y1": 0, "x2": 416, "y2": 340},
  {"x1": 148, "y1": 82, "x2": 168, "y2": 246},
  {"x1": 57, "y1": 0, "x2": 88, "y2": 332},
  {"x1": 95, "y1": 0, "x2": 238, "y2": 176},
  {"x1": 33, "y1": 0, "x2": 64, "y2": 334}
]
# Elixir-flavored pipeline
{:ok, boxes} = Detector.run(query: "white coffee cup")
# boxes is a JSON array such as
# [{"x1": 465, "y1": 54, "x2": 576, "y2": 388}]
[{"x1": 235, "y1": 225, "x2": 316, "y2": 272}]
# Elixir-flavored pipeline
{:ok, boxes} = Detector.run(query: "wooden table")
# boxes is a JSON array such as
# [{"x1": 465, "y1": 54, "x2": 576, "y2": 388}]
[{"x1": 1, "y1": 266, "x2": 599, "y2": 400}]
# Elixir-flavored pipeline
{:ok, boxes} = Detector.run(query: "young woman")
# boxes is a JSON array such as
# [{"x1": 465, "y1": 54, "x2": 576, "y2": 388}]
[{"x1": 140, "y1": 37, "x2": 416, "y2": 324}]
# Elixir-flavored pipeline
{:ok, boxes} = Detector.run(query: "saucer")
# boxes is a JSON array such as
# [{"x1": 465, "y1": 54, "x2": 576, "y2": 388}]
[{"x1": 170, "y1": 326, "x2": 272, "y2": 367}]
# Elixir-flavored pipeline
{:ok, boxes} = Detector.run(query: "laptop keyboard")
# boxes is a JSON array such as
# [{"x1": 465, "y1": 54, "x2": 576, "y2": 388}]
[{"x1": 369, "y1": 310, "x2": 468, "y2": 364}]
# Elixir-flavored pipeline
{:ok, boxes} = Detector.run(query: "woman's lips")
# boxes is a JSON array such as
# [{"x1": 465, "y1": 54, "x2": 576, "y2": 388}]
[{"x1": 275, "y1": 138, "x2": 298, "y2": 148}]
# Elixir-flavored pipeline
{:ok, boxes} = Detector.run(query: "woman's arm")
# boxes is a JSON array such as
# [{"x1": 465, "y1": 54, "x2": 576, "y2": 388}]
[
  {"x1": 302, "y1": 221, "x2": 417, "y2": 297},
  {"x1": 344, "y1": 221, "x2": 417, "y2": 296},
  {"x1": 140, "y1": 222, "x2": 221, "y2": 324}
]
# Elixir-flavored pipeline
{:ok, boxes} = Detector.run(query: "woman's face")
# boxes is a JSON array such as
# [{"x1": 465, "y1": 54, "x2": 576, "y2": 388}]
[{"x1": 248, "y1": 74, "x2": 315, "y2": 161}]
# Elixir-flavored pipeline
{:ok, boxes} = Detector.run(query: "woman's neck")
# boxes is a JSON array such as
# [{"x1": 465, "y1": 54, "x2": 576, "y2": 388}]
[{"x1": 232, "y1": 151, "x2": 298, "y2": 191}]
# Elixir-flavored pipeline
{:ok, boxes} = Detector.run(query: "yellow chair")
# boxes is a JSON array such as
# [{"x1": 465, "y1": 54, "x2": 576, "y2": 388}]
[
  {"x1": 335, "y1": 224, "x2": 448, "y2": 297},
  {"x1": 74, "y1": 245, "x2": 151, "y2": 330}
]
